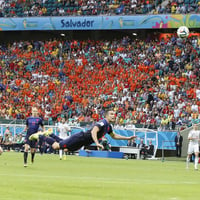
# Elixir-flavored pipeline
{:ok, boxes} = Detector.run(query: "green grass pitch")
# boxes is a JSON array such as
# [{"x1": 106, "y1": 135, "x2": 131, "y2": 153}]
[{"x1": 0, "y1": 152, "x2": 199, "y2": 200}]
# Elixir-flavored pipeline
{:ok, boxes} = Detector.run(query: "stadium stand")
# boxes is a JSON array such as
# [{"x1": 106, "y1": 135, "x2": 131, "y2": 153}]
[
  {"x1": 0, "y1": 0, "x2": 199, "y2": 17},
  {"x1": 0, "y1": 35, "x2": 200, "y2": 129}
]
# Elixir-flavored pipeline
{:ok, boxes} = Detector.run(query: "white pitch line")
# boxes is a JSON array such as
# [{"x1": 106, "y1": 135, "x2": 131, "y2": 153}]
[{"x1": 0, "y1": 173, "x2": 199, "y2": 185}]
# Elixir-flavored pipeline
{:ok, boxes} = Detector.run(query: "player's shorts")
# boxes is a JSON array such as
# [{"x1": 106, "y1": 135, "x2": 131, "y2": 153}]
[
  {"x1": 187, "y1": 143, "x2": 199, "y2": 154},
  {"x1": 25, "y1": 135, "x2": 37, "y2": 148},
  {"x1": 59, "y1": 131, "x2": 92, "y2": 151}
]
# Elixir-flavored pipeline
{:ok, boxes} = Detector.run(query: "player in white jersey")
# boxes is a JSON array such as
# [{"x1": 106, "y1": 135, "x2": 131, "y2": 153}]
[
  {"x1": 0, "y1": 145, "x2": 3, "y2": 155},
  {"x1": 57, "y1": 118, "x2": 71, "y2": 160},
  {"x1": 186, "y1": 124, "x2": 200, "y2": 170}
]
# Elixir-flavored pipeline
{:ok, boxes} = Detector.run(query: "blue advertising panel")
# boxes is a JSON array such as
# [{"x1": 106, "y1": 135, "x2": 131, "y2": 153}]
[
  {"x1": 146, "y1": 132, "x2": 157, "y2": 147},
  {"x1": 135, "y1": 131, "x2": 145, "y2": 145},
  {"x1": 105, "y1": 130, "x2": 176, "y2": 150},
  {"x1": 105, "y1": 129, "x2": 133, "y2": 146},
  {"x1": 158, "y1": 131, "x2": 177, "y2": 150}
]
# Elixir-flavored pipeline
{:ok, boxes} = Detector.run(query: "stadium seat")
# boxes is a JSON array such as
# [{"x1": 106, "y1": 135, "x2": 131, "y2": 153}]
[{"x1": 184, "y1": 0, "x2": 190, "y2": 5}]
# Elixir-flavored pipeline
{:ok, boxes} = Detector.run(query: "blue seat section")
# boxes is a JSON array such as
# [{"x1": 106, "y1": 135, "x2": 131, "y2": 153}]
[{"x1": 79, "y1": 150, "x2": 124, "y2": 159}]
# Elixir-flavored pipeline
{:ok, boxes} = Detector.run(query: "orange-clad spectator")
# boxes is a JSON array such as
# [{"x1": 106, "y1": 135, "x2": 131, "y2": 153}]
[
  {"x1": 149, "y1": 70, "x2": 154, "y2": 77},
  {"x1": 23, "y1": 82, "x2": 30, "y2": 89},
  {"x1": 191, "y1": 111, "x2": 199, "y2": 119},
  {"x1": 48, "y1": 81, "x2": 55, "y2": 91},
  {"x1": 78, "y1": 113, "x2": 85, "y2": 122},
  {"x1": 55, "y1": 104, "x2": 62, "y2": 114},
  {"x1": 92, "y1": 111, "x2": 99, "y2": 122},
  {"x1": 124, "y1": 99, "x2": 129, "y2": 109},
  {"x1": 81, "y1": 97, "x2": 89, "y2": 108},
  {"x1": 186, "y1": 87, "x2": 195, "y2": 99},
  {"x1": 185, "y1": 103, "x2": 191, "y2": 114},
  {"x1": 15, "y1": 79, "x2": 22, "y2": 86},
  {"x1": 175, "y1": 47, "x2": 182, "y2": 57}
]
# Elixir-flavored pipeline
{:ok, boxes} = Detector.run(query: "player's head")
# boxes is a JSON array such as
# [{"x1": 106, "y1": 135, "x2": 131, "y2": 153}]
[
  {"x1": 61, "y1": 118, "x2": 66, "y2": 123},
  {"x1": 105, "y1": 108, "x2": 116, "y2": 122},
  {"x1": 32, "y1": 107, "x2": 38, "y2": 117},
  {"x1": 193, "y1": 123, "x2": 198, "y2": 130}
]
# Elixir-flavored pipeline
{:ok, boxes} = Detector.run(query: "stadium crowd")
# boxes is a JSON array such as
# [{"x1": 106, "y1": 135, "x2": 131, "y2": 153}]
[
  {"x1": 0, "y1": 0, "x2": 200, "y2": 17},
  {"x1": 0, "y1": 34, "x2": 200, "y2": 130}
]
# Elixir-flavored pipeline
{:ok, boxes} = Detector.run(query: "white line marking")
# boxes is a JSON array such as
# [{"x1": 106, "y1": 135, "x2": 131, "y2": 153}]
[{"x1": 0, "y1": 173, "x2": 199, "y2": 185}]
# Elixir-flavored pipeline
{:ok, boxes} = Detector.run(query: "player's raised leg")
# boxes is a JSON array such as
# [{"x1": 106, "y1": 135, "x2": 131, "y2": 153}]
[
  {"x1": 29, "y1": 131, "x2": 43, "y2": 140},
  {"x1": 29, "y1": 128, "x2": 53, "y2": 140},
  {"x1": 43, "y1": 128, "x2": 53, "y2": 136}
]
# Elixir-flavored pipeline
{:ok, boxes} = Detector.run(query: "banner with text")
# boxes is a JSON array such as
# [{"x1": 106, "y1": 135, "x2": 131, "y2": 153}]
[{"x1": 0, "y1": 14, "x2": 200, "y2": 31}]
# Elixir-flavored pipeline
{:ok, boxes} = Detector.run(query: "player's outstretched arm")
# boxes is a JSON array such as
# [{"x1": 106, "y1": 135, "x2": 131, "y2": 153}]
[
  {"x1": 91, "y1": 126, "x2": 104, "y2": 150},
  {"x1": 110, "y1": 132, "x2": 137, "y2": 140}
]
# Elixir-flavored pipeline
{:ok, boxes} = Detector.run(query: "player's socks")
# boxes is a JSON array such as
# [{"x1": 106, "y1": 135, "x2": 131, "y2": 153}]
[
  {"x1": 63, "y1": 151, "x2": 67, "y2": 160},
  {"x1": 186, "y1": 156, "x2": 190, "y2": 169},
  {"x1": 59, "y1": 149, "x2": 63, "y2": 160},
  {"x1": 38, "y1": 137, "x2": 44, "y2": 154},
  {"x1": 39, "y1": 146, "x2": 43, "y2": 154},
  {"x1": 24, "y1": 152, "x2": 28, "y2": 167},
  {"x1": 195, "y1": 157, "x2": 199, "y2": 170},
  {"x1": 31, "y1": 153, "x2": 35, "y2": 163}
]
